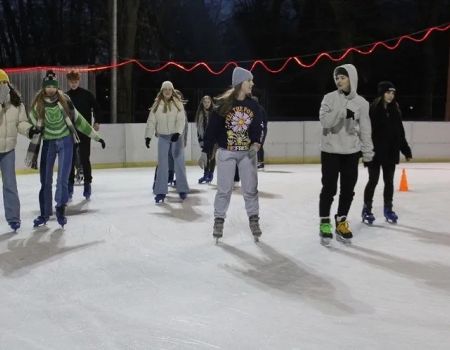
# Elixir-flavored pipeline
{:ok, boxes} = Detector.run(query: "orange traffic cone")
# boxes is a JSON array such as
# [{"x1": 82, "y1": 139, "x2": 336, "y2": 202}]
[{"x1": 399, "y1": 169, "x2": 409, "y2": 192}]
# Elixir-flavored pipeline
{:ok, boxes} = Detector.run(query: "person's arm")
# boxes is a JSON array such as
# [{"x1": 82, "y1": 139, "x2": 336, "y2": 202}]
[
  {"x1": 358, "y1": 101, "x2": 374, "y2": 162},
  {"x1": 397, "y1": 108, "x2": 412, "y2": 160},
  {"x1": 175, "y1": 108, "x2": 186, "y2": 135},
  {"x1": 73, "y1": 107, "x2": 101, "y2": 141},
  {"x1": 319, "y1": 93, "x2": 346, "y2": 128},
  {"x1": 17, "y1": 103, "x2": 33, "y2": 137},
  {"x1": 145, "y1": 108, "x2": 156, "y2": 140},
  {"x1": 202, "y1": 111, "x2": 221, "y2": 154}
]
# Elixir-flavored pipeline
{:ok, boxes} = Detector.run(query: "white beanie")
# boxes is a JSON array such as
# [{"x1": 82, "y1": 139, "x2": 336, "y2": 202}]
[
  {"x1": 160, "y1": 81, "x2": 174, "y2": 90},
  {"x1": 232, "y1": 67, "x2": 253, "y2": 87}
]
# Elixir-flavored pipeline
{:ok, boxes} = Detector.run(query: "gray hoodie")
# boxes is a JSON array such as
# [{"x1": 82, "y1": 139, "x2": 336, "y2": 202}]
[{"x1": 319, "y1": 64, "x2": 374, "y2": 162}]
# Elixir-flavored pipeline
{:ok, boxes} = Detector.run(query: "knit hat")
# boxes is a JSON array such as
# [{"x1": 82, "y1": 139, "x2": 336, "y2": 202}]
[
  {"x1": 42, "y1": 70, "x2": 59, "y2": 88},
  {"x1": 0, "y1": 69, "x2": 9, "y2": 83},
  {"x1": 377, "y1": 81, "x2": 396, "y2": 96},
  {"x1": 232, "y1": 67, "x2": 253, "y2": 87},
  {"x1": 334, "y1": 67, "x2": 349, "y2": 78},
  {"x1": 160, "y1": 81, "x2": 174, "y2": 90}
]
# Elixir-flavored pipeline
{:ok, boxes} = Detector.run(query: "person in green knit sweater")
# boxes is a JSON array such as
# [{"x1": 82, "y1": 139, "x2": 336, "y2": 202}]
[{"x1": 27, "y1": 70, "x2": 106, "y2": 227}]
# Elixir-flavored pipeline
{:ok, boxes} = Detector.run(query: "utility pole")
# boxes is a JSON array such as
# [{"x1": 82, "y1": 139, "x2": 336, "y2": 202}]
[{"x1": 111, "y1": 0, "x2": 118, "y2": 123}]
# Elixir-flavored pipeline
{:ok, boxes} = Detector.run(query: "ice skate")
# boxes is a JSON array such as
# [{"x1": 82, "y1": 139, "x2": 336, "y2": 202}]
[
  {"x1": 179, "y1": 192, "x2": 187, "y2": 200},
  {"x1": 9, "y1": 222, "x2": 20, "y2": 232},
  {"x1": 155, "y1": 194, "x2": 166, "y2": 204},
  {"x1": 362, "y1": 204, "x2": 375, "y2": 225},
  {"x1": 335, "y1": 215, "x2": 352, "y2": 245},
  {"x1": 249, "y1": 215, "x2": 262, "y2": 243},
  {"x1": 198, "y1": 171, "x2": 209, "y2": 184},
  {"x1": 213, "y1": 217, "x2": 224, "y2": 244},
  {"x1": 83, "y1": 183, "x2": 91, "y2": 200},
  {"x1": 319, "y1": 218, "x2": 333, "y2": 247},
  {"x1": 384, "y1": 207, "x2": 398, "y2": 224},
  {"x1": 56, "y1": 206, "x2": 67, "y2": 227},
  {"x1": 33, "y1": 216, "x2": 49, "y2": 227}
]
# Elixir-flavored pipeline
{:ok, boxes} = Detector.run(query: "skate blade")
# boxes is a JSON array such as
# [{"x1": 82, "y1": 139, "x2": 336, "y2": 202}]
[
  {"x1": 253, "y1": 236, "x2": 260, "y2": 243},
  {"x1": 320, "y1": 237, "x2": 332, "y2": 247},
  {"x1": 336, "y1": 235, "x2": 352, "y2": 245}
]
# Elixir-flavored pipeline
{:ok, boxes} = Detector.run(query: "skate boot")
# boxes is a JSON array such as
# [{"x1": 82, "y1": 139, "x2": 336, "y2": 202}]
[
  {"x1": 206, "y1": 171, "x2": 214, "y2": 183},
  {"x1": 361, "y1": 204, "x2": 375, "y2": 225},
  {"x1": 249, "y1": 215, "x2": 262, "y2": 242},
  {"x1": 56, "y1": 205, "x2": 67, "y2": 227},
  {"x1": 168, "y1": 170, "x2": 175, "y2": 187},
  {"x1": 198, "y1": 171, "x2": 209, "y2": 184},
  {"x1": 257, "y1": 162, "x2": 265, "y2": 171},
  {"x1": 9, "y1": 221, "x2": 20, "y2": 232},
  {"x1": 179, "y1": 192, "x2": 187, "y2": 200},
  {"x1": 319, "y1": 218, "x2": 333, "y2": 247},
  {"x1": 384, "y1": 207, "x2": 398, "y2": 224},
  {"x1": 335, "y1": 215, "x2": 352, "y2": 245},
  {"x1": 213, "y1": 217, "x2": 224, "y2": 244},
  {"x1": 68, "y1": 182, "x2": 74, "y2": 201},
  {"x1": 83, "y1": 183, "x2": 91, "y2": 200},
  {"x1": 33, "y1": 216, "x2": 49, "y2": 227},
  {"x1": 155, "y1": 194, "x2": 166, "y2": 203}
]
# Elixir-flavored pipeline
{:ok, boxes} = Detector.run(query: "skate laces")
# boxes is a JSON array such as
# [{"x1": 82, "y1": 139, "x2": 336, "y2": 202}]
[
  {"x1": 320, "y1": 223, "x2": 333, "y2": 234},
  {"x1": 336, "y1": 220, "x2": 351, "y2": 234}
]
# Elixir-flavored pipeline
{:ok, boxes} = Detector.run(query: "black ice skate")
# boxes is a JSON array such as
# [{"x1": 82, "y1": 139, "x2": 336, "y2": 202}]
[
  {"x1": 56, "y1": 205, "x2": 67, "y2": 228},
  {"x1": 155, "y1": 194, "x2": 166, "y2": 204},
  {"x1": 213, "y1": 217, "x2": 224, "y2": 244},
  {"x1": 249, "y1": 215, "x2": 262, "y2": 242},
  {"x1": 384, "y1": 207, "x2": 398, "y2": 224},
  {"x1": 33, "y1": 216, "x2": 49, "y2": 227},
  {"x1": 335, "y1": 215, "x2": 352, "y2": 245},
  {"x1": 362, "y1": 204, "x2": 375, "y2": 225}
]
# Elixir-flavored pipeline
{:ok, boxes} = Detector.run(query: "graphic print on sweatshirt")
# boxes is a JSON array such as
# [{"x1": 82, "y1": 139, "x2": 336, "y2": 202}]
[{"x1": 225, "y1": 106, "x2": 254, "y2": 151}]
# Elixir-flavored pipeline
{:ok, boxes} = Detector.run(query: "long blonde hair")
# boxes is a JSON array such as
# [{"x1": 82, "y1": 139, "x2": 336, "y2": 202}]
[
  {"x1": 214, "y1": 85, "x2": 241, "y2": 117},
  {"x1": 151, "y1": 89, "x2": 184, "y2": 113},
  {"x1": 31, "y1": 89, "x2": 71, "y2": 120}
]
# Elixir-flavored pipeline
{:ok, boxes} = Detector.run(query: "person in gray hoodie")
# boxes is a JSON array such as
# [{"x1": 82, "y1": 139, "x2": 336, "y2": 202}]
[{"x1": 318, "y1": 64, "x2": 374, "y2": 246}]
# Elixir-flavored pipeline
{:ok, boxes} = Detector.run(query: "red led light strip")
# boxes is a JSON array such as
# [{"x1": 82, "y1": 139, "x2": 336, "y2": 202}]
[{"x1": 4, "y1": 23, "x2": 449, "y2": 75}]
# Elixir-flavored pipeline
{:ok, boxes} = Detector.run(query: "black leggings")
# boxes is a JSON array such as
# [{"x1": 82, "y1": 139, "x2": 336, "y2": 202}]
[
  {"x1": 319, "y1": 151, "x2": 360, "y2": 218},
  {"x1": 364, "y1": 161, "x2": 396, "y2": 209}
]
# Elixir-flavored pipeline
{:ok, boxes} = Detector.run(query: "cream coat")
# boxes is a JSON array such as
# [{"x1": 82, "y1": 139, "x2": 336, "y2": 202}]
[
  {"x1": 145, "y1": 100, "x2": 186, "y2": 138},
  {"x1": 0, "y1": 101, "x2": 32, "y2": 153}
]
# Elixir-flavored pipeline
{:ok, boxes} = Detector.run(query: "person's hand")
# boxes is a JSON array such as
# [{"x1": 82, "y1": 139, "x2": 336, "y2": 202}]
[
  {"x1": 93, "y1": 123, "x2": 100, "y2": 131},
  {"x1": 346, "y1": 109, "x2": 355, "y2": 120},
  {"x1": 171, "y1": 133, "x2": 180, "y2": 142},
  {"x1": 406, "y1": 157, "x2": 412, "y2": 162},
  {"x1": 98, "y1": 139, "x2": 106, "y2": 149},
  {"x1": 28, "y1": 126, "x2": 42, "y2": 139},
  {"x1": 198, "y1": 152, "x2": 207, "y2": 169},
  {"x1": 145, "y1": 137, "x2": 151, "y2": 149},
  {"x1": 247, "y1": 143, "x2": 260, "y2": 158}
]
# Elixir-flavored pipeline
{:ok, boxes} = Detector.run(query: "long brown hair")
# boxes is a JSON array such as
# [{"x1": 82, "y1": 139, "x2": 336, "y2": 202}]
[
  {"x1": 195, "y1": 95, "x2": 214, "y2": 124},
  {"x1": 7, "y1": 82, "x2": 21, "y2": 107},
  {"x1": 151, "y1": 89, "x2": 184, "y2": 113},
  {"x1": 31, "y1": 89, "x2": 71, "y2": 120},
  {"x1": 214, "y1": 85, "x2": 242, "y2": 117},
  {"x1": 371, "y1": 96, "x2": 401, "y2": 116}
]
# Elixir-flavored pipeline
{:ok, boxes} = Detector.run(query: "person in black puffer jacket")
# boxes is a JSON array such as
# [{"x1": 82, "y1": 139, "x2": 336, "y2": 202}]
[{"x1": 362, "y1": 81, "x2": 412, "y2": 224}]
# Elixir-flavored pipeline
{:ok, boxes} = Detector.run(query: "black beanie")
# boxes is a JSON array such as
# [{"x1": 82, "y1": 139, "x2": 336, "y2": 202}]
[
  {"x1": 377, "y1": 81, "x2": 396, "y2": 96},
  {"x1": 334, "y1": 67, "x2": 349, "y2": 78}
]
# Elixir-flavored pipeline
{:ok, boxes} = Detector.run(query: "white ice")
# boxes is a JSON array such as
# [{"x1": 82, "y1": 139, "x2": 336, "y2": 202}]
[{"x1": 1, "y1": 163, "x2": 450, "y2": 350}]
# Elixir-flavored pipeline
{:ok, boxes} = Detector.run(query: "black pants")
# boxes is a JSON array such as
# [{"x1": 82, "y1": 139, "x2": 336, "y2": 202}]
[
  {"x1": 69, "y1": 139, "x2": 92, "y2": 185},
  {"x1": 205, "y1": 149, "x2": 216, "y2": 173},
  {"x1": 319, "y1": 151, "x2": 360, "y2": 218},
  {"x1": 363, "y1": 160, "x2": 395, "y2": 209},
  {"x1": 257, "y1": 146, "x2": 264, "y2": 163}
]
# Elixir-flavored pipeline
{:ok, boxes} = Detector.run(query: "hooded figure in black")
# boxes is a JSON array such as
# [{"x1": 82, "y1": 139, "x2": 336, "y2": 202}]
[{"x1": 362, "y1": 81, "x2": 412, "y2": 224}]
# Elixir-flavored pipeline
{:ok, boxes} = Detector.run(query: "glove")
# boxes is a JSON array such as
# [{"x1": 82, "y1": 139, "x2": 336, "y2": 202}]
[
  {"x1": 346, "y1": 109, "x2": 355, "y2": 120},
  {"x1": 198, "y1": 152, "x2": 207, "y2": 169},
  {"x1": 98, "y1": 139, "x2": 106, "y2": 149},
  {"x1": 405, "y1": 156, "x2": 412, "y2": 162},
  {"x1": 171, "y1": 133, "x2": 180, "y2": 142},
  {"x1": 145, "y1": 137, "x2": 151, "y2": 149},
  {"x1": 28, "y1": 126, "x2": 42, "y2": 139},
  {"x1": 247, "y1": 143, "x2": 260, "y2": 158}
]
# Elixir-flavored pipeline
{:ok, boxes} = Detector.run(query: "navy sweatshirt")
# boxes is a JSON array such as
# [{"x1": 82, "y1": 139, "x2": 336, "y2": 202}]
[{"x1": 203, "y1": 97, "x2": 263, "y2": 154}]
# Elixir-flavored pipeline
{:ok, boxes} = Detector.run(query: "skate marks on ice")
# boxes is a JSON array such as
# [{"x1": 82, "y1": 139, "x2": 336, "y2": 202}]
[
  {"x1": 218, "y1": 242, "x2": 372, "y2": 316},
  {"x1": 0, "y1": 232, "x2": 17, "y2": 242},
  {"x1": 153, "y1": 196, "x2": 204, "y2": 222},
  {"x1": 335, "y1": 245, "x2": 450, "y2": 293},
  {"x1": 379, "y1": 223, "x2": 450, "y2": 247},
  {"x1": 0, "y1": 230, "x2": 103, "y2": 277}
]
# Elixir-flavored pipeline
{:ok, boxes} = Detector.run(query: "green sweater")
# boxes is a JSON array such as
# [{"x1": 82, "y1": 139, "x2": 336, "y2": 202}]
[{"x1": 29, "y1": 101, "x2": 100, "y2": 141}]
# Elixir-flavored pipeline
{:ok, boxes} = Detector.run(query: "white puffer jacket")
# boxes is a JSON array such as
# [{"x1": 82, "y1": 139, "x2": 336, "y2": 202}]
[
  {"x1": 0, "y1": 101, "x2": 32, "y2": 153},
  {"x1": 145, "y1": 100, "x2": 186, "y2": 138}
]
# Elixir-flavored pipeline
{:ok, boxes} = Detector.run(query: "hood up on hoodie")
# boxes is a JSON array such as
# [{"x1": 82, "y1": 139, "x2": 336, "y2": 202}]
[{"x1": 333, "y1": 64, "x2": 358, "y2": 100}]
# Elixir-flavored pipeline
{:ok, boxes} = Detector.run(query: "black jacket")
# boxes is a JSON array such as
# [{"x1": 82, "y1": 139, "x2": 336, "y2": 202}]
[{"x1": 369, "y1": 100, "x2": 412, "y2": 164}]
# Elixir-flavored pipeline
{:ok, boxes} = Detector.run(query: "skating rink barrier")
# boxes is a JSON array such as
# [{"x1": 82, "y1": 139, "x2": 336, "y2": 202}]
[{"x1": 14, "y1": 121, "x2": 450, "y2": 171}]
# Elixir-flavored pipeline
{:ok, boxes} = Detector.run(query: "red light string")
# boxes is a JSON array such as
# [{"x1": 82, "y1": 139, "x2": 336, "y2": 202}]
[{"x1": 4, "y1": 23, "x2": 450, "y2": 75}]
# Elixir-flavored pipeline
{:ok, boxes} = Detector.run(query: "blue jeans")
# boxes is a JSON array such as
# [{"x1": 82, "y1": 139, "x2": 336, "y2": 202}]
[
  {"x1": 39, "y1": 136, "x2": 74, "y2": 217},
  {"x1": 0, "y1": 149, "x2": 20, "y2": 224}
]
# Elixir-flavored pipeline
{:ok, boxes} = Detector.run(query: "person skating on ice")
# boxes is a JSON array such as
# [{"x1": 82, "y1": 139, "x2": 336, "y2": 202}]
[
  {"x1": 26, "y1": 70, "x2": 106, "y2": 228},
  {"x1": 362, "y1": 81, "x2": 412, "y2": 224},
  {"x1": 145, "y1": 81, "x2": 189, "y2": 203},
  {"x1": 318, "y1": 64, "x2": 374, "y2": 246},
  {"x1": 199, "y1": 67, "x2": 263, "y2": 243},
  {"x1": 66, "y1": 70, "x2": 103, "y2": 200},
  {"x1": 0, "y1": 69, "x2": 40, "y2": 231}
]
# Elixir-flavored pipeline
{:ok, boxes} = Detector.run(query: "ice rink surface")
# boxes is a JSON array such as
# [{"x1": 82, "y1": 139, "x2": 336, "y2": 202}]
[{"x1": 1, "y1": 163, "x2": 449, "y2": 349}]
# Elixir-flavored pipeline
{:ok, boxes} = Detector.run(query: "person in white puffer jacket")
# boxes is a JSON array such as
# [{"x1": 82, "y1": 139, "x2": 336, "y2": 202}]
[
  {"x1": 0, "y1": 69, "x2": 40, "y2": 231},
  {"x1": 145, "y1": 81, "x2": 189, "y2": 203},
  {"x1": 318, "y1": 64, "x2": 374, "y2": 246}
]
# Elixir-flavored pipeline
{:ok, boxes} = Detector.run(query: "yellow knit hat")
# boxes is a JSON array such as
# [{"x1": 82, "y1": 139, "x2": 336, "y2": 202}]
[{"x1": 0, "y1": 69, "x2": 9, "y2": 83}]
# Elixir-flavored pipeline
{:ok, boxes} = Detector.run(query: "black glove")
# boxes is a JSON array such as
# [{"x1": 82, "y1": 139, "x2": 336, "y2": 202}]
[
  {"x1": 28, "y1": 126, "x2": 41, "y2": 139},
  {"x1": 363, "y1": 161, "x2": 372, "y2": 168},
  {"x1": 346, "y1": 109, "x2": 355, "y2": 119},
  {"x1": 171, "y1": 133, "x2": 180, "y2": 142},
  {"x1": 145, "y1": 137, "x2": 151, "y2": 149},
  {"x1": 98, "y1": 139, "x2": 106, "y2": 149}
]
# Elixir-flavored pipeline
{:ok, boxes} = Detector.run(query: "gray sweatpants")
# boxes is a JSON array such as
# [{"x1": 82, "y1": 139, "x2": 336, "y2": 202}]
[
  {"x1": 214, "y1": 148, "x2": 259, "y2": 219},
  {"x1": 154, "y1": 135, "x2": 189, "y2": 195}
]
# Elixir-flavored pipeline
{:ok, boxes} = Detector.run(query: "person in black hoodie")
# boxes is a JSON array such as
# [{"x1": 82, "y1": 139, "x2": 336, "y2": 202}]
[
  {"x1": 66, "y1": 70, "x2": 102, "y2": 200},
  {"x1": 199, "y1": 67, "x2": 263, "y2": 243},
  {"x1": 362, "y1": 81, "x2": 412, "y2": 224}
]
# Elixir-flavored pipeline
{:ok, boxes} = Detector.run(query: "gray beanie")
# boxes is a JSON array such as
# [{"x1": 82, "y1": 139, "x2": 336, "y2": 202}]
[{"x1": 232, "y1": 67, "x2": 253, "y2": 87}]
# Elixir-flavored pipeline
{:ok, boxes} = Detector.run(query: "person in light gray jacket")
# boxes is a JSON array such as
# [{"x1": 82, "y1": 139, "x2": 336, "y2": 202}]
[
  {"x1": 318, "y1": 64, "x2": 374, "y2": 246},
  {"x1": 145, "y1": 81, "x2": 189, "y2": 203},
  {"x1": 0, "y1": 69, "x2": 40, "y2": 231}
]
